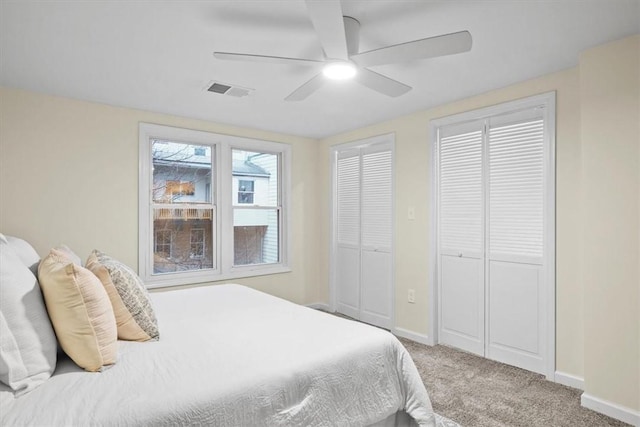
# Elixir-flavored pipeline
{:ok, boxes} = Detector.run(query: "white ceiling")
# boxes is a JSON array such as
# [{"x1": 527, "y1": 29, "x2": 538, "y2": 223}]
[{"x1": 1, "y1": 0, "x2": 638, "y2": 139}]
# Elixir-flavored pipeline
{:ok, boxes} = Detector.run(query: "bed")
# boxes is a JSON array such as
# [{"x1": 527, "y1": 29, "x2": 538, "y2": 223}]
[{"x1": 1, "y1": 237, "x2": 442, "y2": 426}]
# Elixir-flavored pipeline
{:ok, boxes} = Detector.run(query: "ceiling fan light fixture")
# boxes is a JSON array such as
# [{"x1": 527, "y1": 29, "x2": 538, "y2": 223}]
[{"x1": 322, "y1": 61, "x2": 357, "y2": 80}]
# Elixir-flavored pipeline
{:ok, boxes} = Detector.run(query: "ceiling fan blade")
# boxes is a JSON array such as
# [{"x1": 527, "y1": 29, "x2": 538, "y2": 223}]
[
  {"x1": 352, "y1": 31, "x2": 472, "y2": 68},
  {"x1": 285, "y1": 73, "x2": 326, "y2": 101},
  {"x1": 214, "y1": 52, "x2": 323, "y2": 67},
  {"x1": 305, "y1": 0, "x2": 349, "y2": 60},
  {"x1": 355, "y1": 68, "x2": 411, "y2": 97}
]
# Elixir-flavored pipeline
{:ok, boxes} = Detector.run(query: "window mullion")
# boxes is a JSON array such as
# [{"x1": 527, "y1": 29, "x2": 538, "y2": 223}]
[{"x1": 219, "y1": 142, "x2": 233, "y2": 274}]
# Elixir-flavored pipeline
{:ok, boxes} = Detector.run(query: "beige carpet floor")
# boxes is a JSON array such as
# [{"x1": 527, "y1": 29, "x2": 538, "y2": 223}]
[{"x1": 399, "y1": 338, "x2": 631, "y2": 427}]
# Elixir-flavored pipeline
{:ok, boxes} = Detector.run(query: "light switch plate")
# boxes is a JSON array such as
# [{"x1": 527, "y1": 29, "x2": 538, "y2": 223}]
[{"x1": 408, "y1": 207, "x2": 415, "y2": 220}]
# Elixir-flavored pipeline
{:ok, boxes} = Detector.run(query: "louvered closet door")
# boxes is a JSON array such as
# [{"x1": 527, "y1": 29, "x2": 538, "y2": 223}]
[
  {"x1": 487, "y1": 110, "x2": 547, "y2": 374},
  {"x1": 437, "y1": 121, "x2": 485, "y2": 356},
  {"x1": 359, "y1": 144, "x2": 393, "y2": 329},
  {"x1": 335, "y1": 148, "x2": 361, "y2": 320},
  {"x1": 334, "y1": 139, "x2": 393, "y2": 330},
  {"x1": 436, "y1": 98, "x2": 553, "y2": 376}
]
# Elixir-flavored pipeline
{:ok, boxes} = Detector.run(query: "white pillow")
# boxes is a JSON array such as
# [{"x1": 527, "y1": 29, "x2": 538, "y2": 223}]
[
  {"x1": 5, "y1": 235, "x2": 40, "y2": 275},
  {"x1": 0, "y1": 236, "x2": 57, "y2": 396}
]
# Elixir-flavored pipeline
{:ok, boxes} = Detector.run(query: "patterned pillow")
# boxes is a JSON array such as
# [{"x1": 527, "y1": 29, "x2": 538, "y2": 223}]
[
  {"x1": 38, "y1": 249, "x2": 117, "y2": 372},
  {"x1": 88, "y1": 250, "x2": 159, "y2": 341}
]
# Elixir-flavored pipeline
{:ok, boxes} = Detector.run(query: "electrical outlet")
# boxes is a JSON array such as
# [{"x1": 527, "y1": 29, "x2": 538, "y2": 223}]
[{"x1": 408, "y1": 289, "x2": 416, "y2": 303}]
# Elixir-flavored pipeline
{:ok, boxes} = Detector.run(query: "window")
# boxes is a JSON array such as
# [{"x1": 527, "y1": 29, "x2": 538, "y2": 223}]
[
  {"x1": 151, "y1": 139, "x2": 214, "y2": 274},
  {"x1": 190, "y1": 229, "x2": 205, "y2": 259},
  {"x1": 139, "y1": 123, "x2": 291, "y2": 288},
  {"x1": 154, "y1": 230, "x2": 173, "y2": 258},
  {"x1": 232, "y1": 149, "x2": 279, "y2": 266},
  {"x1": 237, "y1": 180, "x2": 254, "y2": 204},
  {"x1": 165, "y1": 180, "x2": 195, "y2": 198}
]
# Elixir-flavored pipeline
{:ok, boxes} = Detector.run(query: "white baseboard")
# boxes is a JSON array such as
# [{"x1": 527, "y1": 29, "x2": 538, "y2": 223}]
[
  {"x1": 554, "y1": 371, "x2": 584, "y2": 390},
  {"x1": 393, "y1": 327, "x2": 431, "y2": 345},
  {"x1": 581, "y1": 393, "x2": 640, "y2": 426},
  {"x1": 306, "y1": 302, "x2": 331, "y2": 312}
]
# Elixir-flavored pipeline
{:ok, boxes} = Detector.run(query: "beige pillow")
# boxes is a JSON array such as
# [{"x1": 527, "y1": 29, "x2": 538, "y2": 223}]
[
  {"x1": 86, "y1": 253, "x2": 152, "y2": 341},
  {"x1": 38, "y1": 249, "x2": 117, "y2": 371},
  {"x1": 89, "y1": 250, "x2": 159, "y2": 341},
  {"x1": 54, "y1": 244, "x2": 83, "y2": 266}
]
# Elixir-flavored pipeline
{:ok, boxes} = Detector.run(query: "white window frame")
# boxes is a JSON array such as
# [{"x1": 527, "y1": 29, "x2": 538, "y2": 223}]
[{"x1": 139, "y1": 123, "x2": 291, "y2": 288}]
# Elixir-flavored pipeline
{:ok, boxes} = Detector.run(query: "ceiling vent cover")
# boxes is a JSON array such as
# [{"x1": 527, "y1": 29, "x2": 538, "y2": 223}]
[{"x1": 206, "y1": 81, "x2": 253, "y2": 98}]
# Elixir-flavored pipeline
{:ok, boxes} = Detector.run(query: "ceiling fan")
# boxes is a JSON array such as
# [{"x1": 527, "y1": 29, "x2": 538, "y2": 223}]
[{"x1": 213, "y1": 0, "x2": 472, "y2": 101}]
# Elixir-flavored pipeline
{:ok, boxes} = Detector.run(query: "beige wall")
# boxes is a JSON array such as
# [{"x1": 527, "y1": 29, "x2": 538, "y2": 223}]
[
  {"x1": 0, "y1": 87, "x2": 320, "y2": 304},
  {"x1": 319, "y1": 67, "x2": 584, "y2": 378},
  {"x1": 1, "y1": 34, "x2": 638, "y2": 417},
  {"x1": 580, "y1": 35, "x2": 639, "y2": 411},
  {"x1": 318, "y1": 34, "x2": 640, "y2": 414}
]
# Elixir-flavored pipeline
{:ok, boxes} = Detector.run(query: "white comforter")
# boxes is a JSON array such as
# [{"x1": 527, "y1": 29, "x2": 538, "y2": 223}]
[{"x1": 1, "y1": 284, "x2": 435, "y2": 426}]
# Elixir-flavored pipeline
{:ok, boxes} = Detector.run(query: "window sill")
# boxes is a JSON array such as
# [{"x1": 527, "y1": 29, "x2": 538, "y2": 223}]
[{"x1": 144, "y1": 265, "x2": 292, "y2": 290}]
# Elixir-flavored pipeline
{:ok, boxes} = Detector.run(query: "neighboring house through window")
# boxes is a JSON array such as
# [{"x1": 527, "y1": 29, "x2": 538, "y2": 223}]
[
  {"x1": 139, "y1": 123, "x2": 291, "y2": 288},
  {"x1": 166, "y1": 180, "x2": 195, "y2": 198},
  {"x1": 231, "y1": 149, "x2": 278, "y2": 266}
]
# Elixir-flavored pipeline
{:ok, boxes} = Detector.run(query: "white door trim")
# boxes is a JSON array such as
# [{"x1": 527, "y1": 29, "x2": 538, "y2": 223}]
[
  {"x1": 428, "y1": 92, "x2": 556, "y2": 380},
  {"x1": 329, "y1": 133, "x2": 396, "y2": 330},
  {"x1": 428, "y1": 126, "x2": 439, "y2": 346}
]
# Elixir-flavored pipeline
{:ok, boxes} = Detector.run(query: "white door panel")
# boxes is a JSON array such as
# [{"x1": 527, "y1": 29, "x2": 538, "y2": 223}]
[
  {"x1": 438, "y1": 120, "x2": 484, "y2": 357},
  {"x1": 440, "y1": 255, "x2": 484, "y2": 356},
  {"x1": 486, "y1": 112, "x2": 546, "y2": 373},
  {"x1": 360, "y1": 250, "x2": 392, "y2": 329},
  {"x1": 336, "y1": 245, "x2": 360, "y2": 319},
  {"x1": 488, "y1": 261, "x2": 545, "y2": 374}
]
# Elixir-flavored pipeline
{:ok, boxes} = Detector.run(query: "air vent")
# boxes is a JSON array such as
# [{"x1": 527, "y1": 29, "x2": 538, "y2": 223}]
[
  {"x1": 206, "y1": 81, "x2": 254, "y2": 98},
  {"x1": 208, "y1": 83, "x2": 231, "y2": 94}
]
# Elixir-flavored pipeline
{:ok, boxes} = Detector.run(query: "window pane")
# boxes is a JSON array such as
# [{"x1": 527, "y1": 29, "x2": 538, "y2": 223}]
[
  {"x1": 154, "y1": 229, "x2": 172, "y2": 258},
  {"x1": 232, "y1": 149, "x2": 278, "y2": 207},
  {"x1": 153, "y1": 140, "x2": 213, "y2": 204},
  {"x1": 153, "y1": 208, "x2": 214, "y2": 273},
  {"x1": 233, "y1": 208, "x2": 279, "y2": 265},
  {"x1": 238, "y1": 179, "x2": 254, "y2": 204}
]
